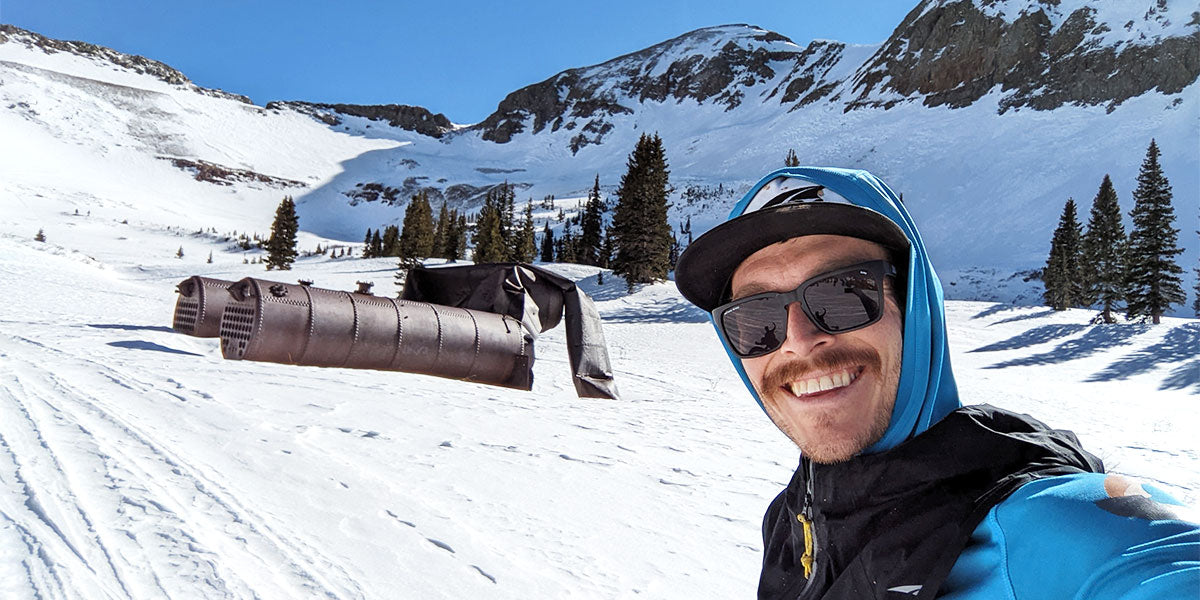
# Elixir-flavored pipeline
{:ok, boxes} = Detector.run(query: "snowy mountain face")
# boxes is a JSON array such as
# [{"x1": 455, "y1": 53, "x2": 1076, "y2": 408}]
[
  {"x1": 470, "y1": 26, "x2": 808, "y2": 150},
  {"x1": 1, "y1": 0, "x2": 1198, "y2": 300},
  {"x1": 850, "y1": 0, "x2": 1200, "y2": 112}
]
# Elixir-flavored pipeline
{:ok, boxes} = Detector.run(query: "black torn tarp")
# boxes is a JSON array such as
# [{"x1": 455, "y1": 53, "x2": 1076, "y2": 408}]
[{"x1": 402, "y1": 263, "x2": 620, "y2": 400}]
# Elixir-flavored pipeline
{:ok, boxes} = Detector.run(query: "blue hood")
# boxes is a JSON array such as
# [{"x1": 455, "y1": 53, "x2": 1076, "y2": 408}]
[{"x1": 716, "y1": 167, "x2": 961, "y2": 454}]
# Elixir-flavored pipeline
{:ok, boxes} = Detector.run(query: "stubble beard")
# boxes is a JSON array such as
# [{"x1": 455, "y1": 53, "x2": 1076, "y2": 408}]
[{"x1": 759, "y1": 345, "x2": 900, "y2": 464}]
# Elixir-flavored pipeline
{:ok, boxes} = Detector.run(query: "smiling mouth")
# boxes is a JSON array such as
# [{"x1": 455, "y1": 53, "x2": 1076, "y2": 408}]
[{"x1": 784, "y1": 366, "x2": 863, "y2": 398}]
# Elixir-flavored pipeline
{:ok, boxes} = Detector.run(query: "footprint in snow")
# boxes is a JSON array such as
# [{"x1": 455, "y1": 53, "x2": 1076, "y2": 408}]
[{"x1": 471, "y1": 565, "x2": 497, "y2": 583}]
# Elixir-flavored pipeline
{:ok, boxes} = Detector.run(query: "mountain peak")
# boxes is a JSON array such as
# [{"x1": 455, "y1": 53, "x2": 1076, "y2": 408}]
[
  {"x1": 469, "y1": 24, "x2": 809, "y2": 150},
  {"x1": 849, "y1": 0, "x2": 1200, "y2": 111},
  {"x1": 0, "y1": 24, "x2": 252, "y2": 104}
]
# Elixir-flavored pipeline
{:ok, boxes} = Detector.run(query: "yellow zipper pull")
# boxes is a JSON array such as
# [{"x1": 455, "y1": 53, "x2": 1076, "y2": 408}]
[{"x1": 796, "y1": 512, "x2": 814, "y2": 578}]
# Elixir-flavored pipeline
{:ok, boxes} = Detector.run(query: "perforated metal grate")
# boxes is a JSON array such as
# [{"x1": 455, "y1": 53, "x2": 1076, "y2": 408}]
[
  {"x1": 173, "y1": 299, "x2": 200, "y2": 333},
  {"x1": 220, "y1": 304, "x2": 256, "y2": 355}
]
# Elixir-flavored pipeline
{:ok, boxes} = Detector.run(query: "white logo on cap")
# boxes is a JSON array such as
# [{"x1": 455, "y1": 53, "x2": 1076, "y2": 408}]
[{"x1": 741, "y1": 176, "x2": 854, "y2": 215}]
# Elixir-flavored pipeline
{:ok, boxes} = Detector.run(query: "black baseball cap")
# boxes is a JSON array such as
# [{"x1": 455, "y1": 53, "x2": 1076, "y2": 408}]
[{"x1": 675, "y1": 174, "x2": 910, "y2": 312}]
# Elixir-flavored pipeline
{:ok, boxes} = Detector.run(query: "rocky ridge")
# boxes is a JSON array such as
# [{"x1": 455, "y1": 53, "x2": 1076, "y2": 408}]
[
  {"x1": 461, "y1": 0, "x2": 1198, "y2": 146},
  {"x1": 470, "y1": 25, "x2": 807, "y2": 151},
  {"x1": 264, "y1": 100, "x2": 454, "y2": 138},
  {"x1": 0, "y1": 24, "x2": 252, "y2": 104},
  {"x1": 848, "y1": 0, "x2": 1200, "y2": 112}
]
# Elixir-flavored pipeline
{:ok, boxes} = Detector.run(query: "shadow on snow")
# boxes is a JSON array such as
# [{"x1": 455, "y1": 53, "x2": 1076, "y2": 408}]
[
  {"x1": 993, "y1": 309, "x2": 1058, "y2": 325},
  {"x1": 971, "y1": 303, "x2": 1028, "y2": 320},
  {"x1": 108, "y1": 340, "x2": 203, "y2": 356},
  {"x1": 1086, "y1": 324, "x2": 1199, "y2": 393},
  {"x1": 969, "y1": 324, "x2": 1089, "y2": 353},
  {"x1": 88, "y1": 323, "x2": 176, "y2": 333},
  {"x1": 984, "y1": 324, "x2": 1151, "y2": 368},
  {"x1": 602, "y1": 302, "x2": 711, "y2": 324}
]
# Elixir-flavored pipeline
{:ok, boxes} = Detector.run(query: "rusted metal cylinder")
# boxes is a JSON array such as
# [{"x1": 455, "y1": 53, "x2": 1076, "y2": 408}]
[
  {"x1": 218, "y1": 278, "x2": 534, "y2": 389},
  {"x1": 173, "y1": 276, "x2": 236, "y2": 337}
]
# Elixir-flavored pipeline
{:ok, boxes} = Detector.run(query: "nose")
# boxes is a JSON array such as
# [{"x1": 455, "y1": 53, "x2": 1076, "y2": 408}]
[{"x1": 777, "y1": 301, "x2": 834, "y2": 357}]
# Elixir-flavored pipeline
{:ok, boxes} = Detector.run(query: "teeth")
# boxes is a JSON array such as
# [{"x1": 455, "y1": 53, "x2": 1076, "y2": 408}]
[{"x1": 789, "y1": 369, "x2": 857, "y2": 397}]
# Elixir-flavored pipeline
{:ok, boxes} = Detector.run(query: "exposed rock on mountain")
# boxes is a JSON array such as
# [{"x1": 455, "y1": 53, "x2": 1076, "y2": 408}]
[
  {"x1": 344, "y1": 179, "x2": 532, "y2": 211},
  {"x1": 162, "y1": 157, "x2": 308, "y2": 188},
  {"x1": 265, "y1": 101, "x2": 454, "y2": 138},
  {"x1": 471, "y1": 25, "x2": 804, "y2": 150},
  {"x1": 468, "y1": 1, "x2": 1198, "y2": 142},
  {"x1": 0, "y1": 24, "x2": 251, "y2": 104},
  {"x1": 848, "y1": 0, "x2": 1200, "y2": 112},
  {"x1": 769, "y1": 40, "x2": 849, "y2": 109}
]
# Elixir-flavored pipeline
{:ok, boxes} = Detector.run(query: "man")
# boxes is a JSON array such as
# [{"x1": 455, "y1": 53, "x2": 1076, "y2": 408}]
[{"x1": 674, "y1": 167, "x2": 1198, "y2": 599}]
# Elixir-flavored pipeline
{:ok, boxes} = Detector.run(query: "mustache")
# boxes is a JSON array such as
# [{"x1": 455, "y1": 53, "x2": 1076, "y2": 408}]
[{"x1": 761, "y1": 346, "x2": 882, "y2": 391}]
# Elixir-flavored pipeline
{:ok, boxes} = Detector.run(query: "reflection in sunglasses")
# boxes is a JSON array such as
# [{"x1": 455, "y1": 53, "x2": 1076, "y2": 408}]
[
  {"x1": 752, "y1": 323, "x2": 781, "y2": 354},
  {"x1": 715, "y1": 260, "x2": 894, "y2": 357}
]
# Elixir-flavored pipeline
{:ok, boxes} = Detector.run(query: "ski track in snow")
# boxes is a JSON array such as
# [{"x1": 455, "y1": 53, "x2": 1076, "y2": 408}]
[{"x1": 0, "y1": 334, "x2": 363, "y2": 599}]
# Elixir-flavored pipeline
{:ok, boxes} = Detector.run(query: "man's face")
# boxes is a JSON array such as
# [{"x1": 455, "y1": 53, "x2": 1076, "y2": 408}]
[{"x1": 730, "y1": 235, "x2": 903, "y2": 464}]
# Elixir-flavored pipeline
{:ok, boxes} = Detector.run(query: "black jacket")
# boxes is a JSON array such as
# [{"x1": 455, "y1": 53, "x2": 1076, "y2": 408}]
[{"x1": 758, "y1": 405, "x2": 1104, "y2": 600}]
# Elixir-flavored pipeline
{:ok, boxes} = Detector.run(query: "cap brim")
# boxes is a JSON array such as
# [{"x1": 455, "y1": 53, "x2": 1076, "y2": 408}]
[{"x1": 675, "y1": 202, "x2": 910, "y2": 312}]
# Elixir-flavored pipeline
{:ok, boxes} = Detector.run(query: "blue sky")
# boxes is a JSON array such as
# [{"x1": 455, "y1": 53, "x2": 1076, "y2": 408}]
[{"x1": 3, "y1": 1, "x2": 915, "y2": 123}]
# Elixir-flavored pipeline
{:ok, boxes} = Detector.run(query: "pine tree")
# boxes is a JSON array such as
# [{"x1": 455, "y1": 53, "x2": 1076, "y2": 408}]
[
  {"x1": 1124, "y1": 139, "x2": 1185, "y2": 324},
  {"x1": 1079, "y1": 175, "x2": 1126, "y2": 322},
  {"x1": 472, "y1": 187, "x2": 508, "y2": 263},
  {"x1": 539, "y1": 224, "x2": 555, "y2": 263},
  {"x1": 1192, "y1": 244, "x2": 1199, "y2": 317},
  {"x1": 599, "y1": 226, "x2": 613, "y2": 269},
  {"x1": 380, "y1": 225, "x2": 400, "y2": 257},
  {"x1": 513, "y1": 200, "x2": 537, "y2": 262},
  {"x1": 362, "y1": 228, "x2": 374, "y2": 258},
  {"x1": 432, "y1": 201, "x2": 450, "y2": 259},
  {"x1": 452, "y1": 213, "x2": 468, "y2": 261},
  {"x1": 395, "y1": 255, "x2": 421, "y2": 293},
  {"x1": 611, "y1": 133, "x2": 672, "y2": 291},
  {"x1": 579, "y1": 174, "x2": 605, "y2": 265},
  {"x1": 785, "y1": 148, "x2": 800, "y2": 167},
  {"x1": 558, "y1": 222, "x2": 577, "y2": 264},
  {"x1": 368, "y1": 230, "x2": 383, "y2": 258},
  {"x1": 501, "y1": 184, "x2": 517, "y2": 260},
  {"x1": 398, "y1": 192, "x2": 435, "y2": 261},
  {"x1": 1043, "y1": 198, "x2": 1083, "y2": 311},
  {"x1": 34, "y1": 228, "x2": 45, "y2": 242},
  {"x1": 1192, "y1": 222, "x2": 1200, "y2": 317},
  {"x1": 1193, "y1": 234, "x2": 1200, "y2": 317},
  {"x1": 442, "y1": 209, "x2": 463, "y2": 261},
  {"x1": 265, "y1": 196, "x2": 300, "y2": 270}
]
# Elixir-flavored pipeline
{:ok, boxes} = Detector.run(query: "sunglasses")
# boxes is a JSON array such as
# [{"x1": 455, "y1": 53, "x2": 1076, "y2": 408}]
[{"x1": 713, "y1": 260, "x2": 896, "y2": 358}]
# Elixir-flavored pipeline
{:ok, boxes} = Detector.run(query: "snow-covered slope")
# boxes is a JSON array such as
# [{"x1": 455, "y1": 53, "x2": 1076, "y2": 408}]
[{"x1": 0, "y1": 171, "x2": 1195, "y2": 598}]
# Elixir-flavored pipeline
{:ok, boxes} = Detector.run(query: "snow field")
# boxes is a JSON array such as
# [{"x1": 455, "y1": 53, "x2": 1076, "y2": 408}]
[{"x1": 0, "y1": 200, "x2": 1195, "y2": 598}]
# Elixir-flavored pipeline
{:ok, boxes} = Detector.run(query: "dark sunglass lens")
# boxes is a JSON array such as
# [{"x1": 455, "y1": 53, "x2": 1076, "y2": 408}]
[
  {"x1": 721, "y1": 297, "x2": 787, "y2": 356},
  {"x1": 803, "y1": 269, "x2": 881, "y2": 332}
]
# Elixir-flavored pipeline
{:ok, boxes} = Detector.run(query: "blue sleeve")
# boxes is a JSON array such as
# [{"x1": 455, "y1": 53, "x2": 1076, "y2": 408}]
[{"x1": 940, "y1": 472, "x2": 1200, "y2": 599}]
